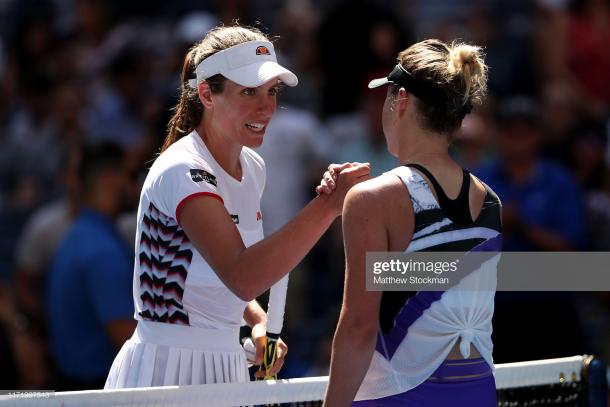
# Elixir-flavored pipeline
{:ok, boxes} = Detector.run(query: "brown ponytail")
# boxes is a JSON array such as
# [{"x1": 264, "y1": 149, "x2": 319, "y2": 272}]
[{"x1": 162, "y1": 50, "x2": 204, "y2": 152}]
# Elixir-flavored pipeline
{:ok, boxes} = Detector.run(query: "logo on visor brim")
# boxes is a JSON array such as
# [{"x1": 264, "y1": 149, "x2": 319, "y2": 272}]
[{"x1": 256, "y1": 46, "x2": 271, "y2": 56}]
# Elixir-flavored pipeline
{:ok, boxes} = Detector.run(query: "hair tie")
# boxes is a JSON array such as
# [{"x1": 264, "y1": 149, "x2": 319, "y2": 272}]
[{"x1": 457, "y1": 101, "x2": 472, "y2": 118}]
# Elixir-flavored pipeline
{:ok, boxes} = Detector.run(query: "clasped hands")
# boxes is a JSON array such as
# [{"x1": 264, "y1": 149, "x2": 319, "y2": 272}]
[{"x1": 316, "y1": 162, "x2": 371, "y2": 198}]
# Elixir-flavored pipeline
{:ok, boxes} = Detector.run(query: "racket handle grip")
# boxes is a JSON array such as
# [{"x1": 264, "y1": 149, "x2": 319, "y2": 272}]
[
  {"x1": 258, "y1": 332, "x2": 280, "y2": 380},
  {"x1": 258, "y1": 335, "x2": 280, "y2": 406}
]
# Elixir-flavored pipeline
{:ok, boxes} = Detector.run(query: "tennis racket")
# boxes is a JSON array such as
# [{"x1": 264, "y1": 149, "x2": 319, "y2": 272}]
[{"x1": 259, "y1": 273, "x2": 288, "y2": 380}]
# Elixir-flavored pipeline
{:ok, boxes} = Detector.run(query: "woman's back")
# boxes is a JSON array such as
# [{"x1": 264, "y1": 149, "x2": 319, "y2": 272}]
[
  {"x1": 324, "y1": 37, "x2": 501, "y2": 406},
  {"x1": 353, "y1": 163, "x2": 502, "y2": 401}
]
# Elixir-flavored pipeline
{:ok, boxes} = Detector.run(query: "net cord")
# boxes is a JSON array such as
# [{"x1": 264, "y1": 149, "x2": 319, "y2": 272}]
[{"x1": 0, "y1": 356, "x2": 587, "y2": 407}]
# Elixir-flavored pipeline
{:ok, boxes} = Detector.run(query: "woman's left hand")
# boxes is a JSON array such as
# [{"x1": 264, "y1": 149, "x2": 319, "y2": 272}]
[{"x1": 251, "y1": 323, "x2": 288, "y2": 378}]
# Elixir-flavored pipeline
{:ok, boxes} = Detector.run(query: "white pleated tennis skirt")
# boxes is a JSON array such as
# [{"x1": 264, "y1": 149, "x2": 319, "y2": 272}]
[{"x1": 105, "y1": 320, "x2": 249, "y2": 388}]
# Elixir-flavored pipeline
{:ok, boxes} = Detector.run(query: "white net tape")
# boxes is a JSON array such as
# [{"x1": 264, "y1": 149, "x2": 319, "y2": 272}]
[
  {"x1": 0, "y1": 356, "x2": 586, "y2": 407},
  {"x1": 493, "y1": 355, "x2": 583, "y2": 388}
]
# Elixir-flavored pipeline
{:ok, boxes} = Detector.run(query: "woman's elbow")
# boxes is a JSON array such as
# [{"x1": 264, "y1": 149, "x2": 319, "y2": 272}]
[
  {"x1": 225, "y1": 276, "x2": 262, "y2": 302},
  {"x1": 213, "y1": 265, "x2": 259, "y2": 301},
  {"x1": 226, "y1": 283, "x2": 257, "y2": 302}
]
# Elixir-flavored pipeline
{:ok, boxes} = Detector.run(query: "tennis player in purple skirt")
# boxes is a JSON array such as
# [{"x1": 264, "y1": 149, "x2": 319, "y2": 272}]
[{"x1": 321, "y1": 38, "x2": 502, "y2": 407}]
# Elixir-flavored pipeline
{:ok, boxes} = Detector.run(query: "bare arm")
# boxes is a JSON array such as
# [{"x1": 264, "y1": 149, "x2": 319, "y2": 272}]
[
  {"x1": 522, "y1": 225, "x2": 576, "y2": 251},
  {"x1": 243, "y1": 300, "x2": 266, "y2": 327},
  {"x1": 13, "y1": 268, "x2": 42, "y2": 318},
  {"x1": 179, "y1": 164, "x2": 370, "y2": 301},
  {"x1": 323, "y1": 183, "x2": 386, "y2": 407},
  {"x1": 503, "y1": 205, "x2": 577, "y2": 250}
]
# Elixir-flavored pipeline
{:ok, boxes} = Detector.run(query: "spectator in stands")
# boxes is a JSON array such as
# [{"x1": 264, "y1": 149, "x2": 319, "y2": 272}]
[
  {"x1": 11, "y1": 147, "x2": 81, "y2": 389},
  {"x1": 476, "y1": 96, "x2": 585, "y2": 251},
  {"x1": 46, "y1": 142, "x2": 135, "y2": 390},
  {"x1": 477, "y1": 96, "x2": 587, "y2": 363}
]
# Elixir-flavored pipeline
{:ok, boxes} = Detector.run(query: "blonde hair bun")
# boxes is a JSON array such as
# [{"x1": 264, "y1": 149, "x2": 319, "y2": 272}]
[
  {"x1": 448, "y1": 42, "x2": 487, "y2": 104},
  {"x1": 396, "y1": 38, "x2": 489, "y2": 134}
]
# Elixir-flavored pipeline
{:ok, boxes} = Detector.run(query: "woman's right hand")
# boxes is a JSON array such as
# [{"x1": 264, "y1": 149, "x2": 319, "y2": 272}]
[{"x1": 317, "y1": 162, "x2": 371, "y2": 216}]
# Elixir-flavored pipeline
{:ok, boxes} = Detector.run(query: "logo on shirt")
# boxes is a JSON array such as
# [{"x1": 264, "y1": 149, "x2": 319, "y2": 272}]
[
  {"x1": 256, "y1": 46, "x2": 271, "y2": 56},
  {"x1": 231, "y1": 214, "x2": 239, "y2": 224},
  {"x1": 256, "y1": 211, "x2": 262, "y2": 221},
  {"x1": 190, "y1": 169, "x2": 217, "y2": 187}
]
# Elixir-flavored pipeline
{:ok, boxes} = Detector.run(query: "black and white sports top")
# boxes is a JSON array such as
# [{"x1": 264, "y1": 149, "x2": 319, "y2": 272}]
[{"x1": 355, "y1": 165, "x2": 502, "y2": 401}]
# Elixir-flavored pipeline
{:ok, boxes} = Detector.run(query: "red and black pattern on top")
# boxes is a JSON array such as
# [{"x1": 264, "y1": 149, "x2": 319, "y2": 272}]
[{"x1": 138, "y1": 203, "x2": 192, "y2": 325}]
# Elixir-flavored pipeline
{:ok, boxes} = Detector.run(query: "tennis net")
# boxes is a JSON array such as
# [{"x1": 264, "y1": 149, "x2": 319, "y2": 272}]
[{"x1": 0, "y1": 355, "x2": 606, "y2": 406}]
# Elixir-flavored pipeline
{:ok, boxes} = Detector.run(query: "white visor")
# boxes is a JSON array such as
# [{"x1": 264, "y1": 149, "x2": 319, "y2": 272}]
[
  {"x1": 188, "y1": 40, "x2": 298, "y2": 88},
  {"x1": 368, "y1": 77, "x2": 391, "y2": 88}
]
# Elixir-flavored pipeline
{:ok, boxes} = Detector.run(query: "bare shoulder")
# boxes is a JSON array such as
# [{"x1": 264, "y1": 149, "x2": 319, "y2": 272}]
[
  {"x1": 342, "y1": 173, "x2": 413, "y2": 251},
  {"x1": 343, "y1": 173, "x2": 410, "y2": 217},
  {"x1": 470, "y1": 173, "x2": 487, "y2": 195}
]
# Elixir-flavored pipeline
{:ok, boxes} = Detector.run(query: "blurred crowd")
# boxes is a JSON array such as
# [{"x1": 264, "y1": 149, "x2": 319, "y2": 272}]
[{"x1": 0, "y1": 0, "x2": 609, "y2": 391}]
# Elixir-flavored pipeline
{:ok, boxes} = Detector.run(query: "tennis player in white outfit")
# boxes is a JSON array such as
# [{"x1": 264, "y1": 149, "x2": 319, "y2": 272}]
[{"x1": 105, "y1": 25, "x2": 370, "y2": 388}]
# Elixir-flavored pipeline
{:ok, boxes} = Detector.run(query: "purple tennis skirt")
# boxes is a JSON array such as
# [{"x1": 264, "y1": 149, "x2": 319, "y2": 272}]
[{"x1": 352, "y1": 358, "x2": 496, "y2": 407}]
